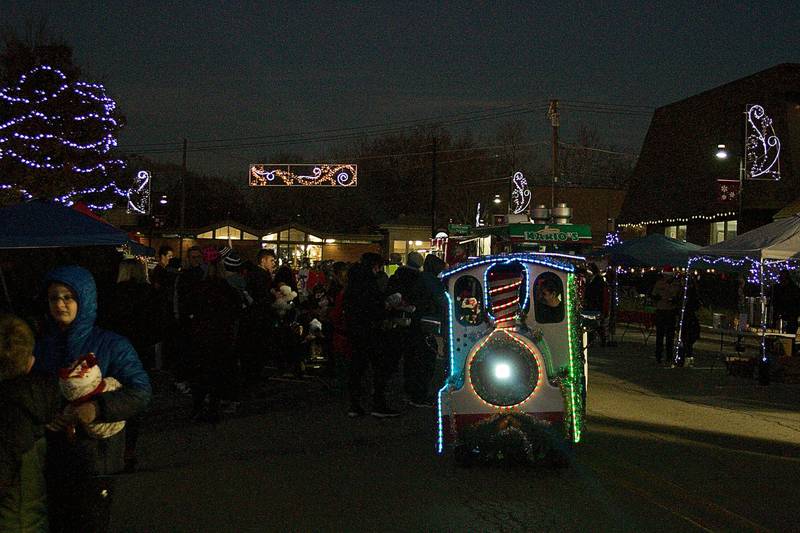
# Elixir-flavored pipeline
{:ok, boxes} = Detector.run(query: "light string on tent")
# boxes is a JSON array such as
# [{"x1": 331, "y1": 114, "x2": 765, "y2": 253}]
[
  {"x1": 673, "y1": 255, "x2": 800, "y2": 366},
  {"x1": 0, "y1": 65, "x2": 127, "y2": 210},
  {"x1": 604, "y1": 231, "x2": 623, "y2": 248}
]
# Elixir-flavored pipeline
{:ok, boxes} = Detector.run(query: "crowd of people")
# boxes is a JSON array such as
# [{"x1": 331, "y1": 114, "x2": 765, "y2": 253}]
[{"x1": 0, "y1": 245, "x2": 448, "y2": 531}]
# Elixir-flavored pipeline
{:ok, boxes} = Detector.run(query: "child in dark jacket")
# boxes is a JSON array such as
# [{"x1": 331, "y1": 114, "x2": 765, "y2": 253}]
[{"x1": 0, "y1": 314, "x2": 60, "y2": 533}]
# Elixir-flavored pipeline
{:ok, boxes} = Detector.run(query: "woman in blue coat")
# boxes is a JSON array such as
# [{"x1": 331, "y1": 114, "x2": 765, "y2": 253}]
[{"x1": 34, "y1": 265, "x2": 151, "y2": 532}]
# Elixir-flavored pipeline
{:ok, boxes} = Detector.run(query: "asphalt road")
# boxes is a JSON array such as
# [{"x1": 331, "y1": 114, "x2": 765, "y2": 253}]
[{"x1": 111, "y1": 339, "x2": 800, "y2": 532}]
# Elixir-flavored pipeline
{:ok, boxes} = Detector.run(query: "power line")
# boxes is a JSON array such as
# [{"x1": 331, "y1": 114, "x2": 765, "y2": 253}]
[{"x1": 120, "y1": 100, "x2": 550, "y2": 149}]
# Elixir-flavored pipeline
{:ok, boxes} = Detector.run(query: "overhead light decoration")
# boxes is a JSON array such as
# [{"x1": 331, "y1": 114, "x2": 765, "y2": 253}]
[
  {"x1": 0, "y1": 65, "x2": 127, "y2": 209},
  {"x1": 715, "y1": 144, "x2": 729, "y2": 159},
  {"x1": 127, "y1": 170, "x2": 151, "y2": 214},
  {"x1": 249, "y1": 163, "x2": 357, "y2": 187},
  {"x1": 745, "y1": 104, "x2": 781, "y2": 180},
  {"x1": 493, "y1": 194, "x2": 502, "y2": 205},
  {"x1": 510, "y1": 171, "x2": 531, "y2": 214}
]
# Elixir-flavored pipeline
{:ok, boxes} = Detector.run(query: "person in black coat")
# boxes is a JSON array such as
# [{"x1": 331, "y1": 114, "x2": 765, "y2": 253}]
[{"x1": 344, "y1": 253, "x2": 398, "y2": 418}]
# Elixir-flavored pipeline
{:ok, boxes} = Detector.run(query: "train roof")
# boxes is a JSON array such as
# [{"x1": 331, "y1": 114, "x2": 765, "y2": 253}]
[{"x1": 439, "y1": 252, "x2": 582, "y2": 280}]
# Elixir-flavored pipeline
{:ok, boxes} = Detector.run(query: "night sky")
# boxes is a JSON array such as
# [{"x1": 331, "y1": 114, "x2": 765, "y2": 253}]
[{"x1": 4, "y1": 1, "x2": 800, "y2": 178}]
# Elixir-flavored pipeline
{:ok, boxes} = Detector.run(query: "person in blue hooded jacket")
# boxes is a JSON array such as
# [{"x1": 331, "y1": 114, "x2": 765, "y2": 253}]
[{"x1": 34, "y1": 265, "x2": 151, "y2": 532}]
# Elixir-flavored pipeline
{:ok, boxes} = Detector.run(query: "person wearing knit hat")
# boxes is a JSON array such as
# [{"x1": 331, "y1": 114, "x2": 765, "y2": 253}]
[
  {"x1": 222, "y1": 250, "x2": 243, "y2": 272},
  {"x1": 406, "y1": 251, "x2": 424, "y2": 270}
]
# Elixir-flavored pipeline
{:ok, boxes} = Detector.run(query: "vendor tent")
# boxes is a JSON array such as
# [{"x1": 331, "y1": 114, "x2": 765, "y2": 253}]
[
  {"x1": 696, "y1": 214, "x2": 800, "y2": 260},
  {"x1": 0, "y1": 200, "x2": 153, "y2": 254},
  {"x1": 604, "y1": 233, "x2": 701, "y2": 267}
]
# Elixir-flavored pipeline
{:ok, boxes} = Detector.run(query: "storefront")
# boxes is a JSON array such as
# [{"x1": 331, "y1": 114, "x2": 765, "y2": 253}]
[{"x1": 473, "y1": 223, "x2": 593, "y2": 256}]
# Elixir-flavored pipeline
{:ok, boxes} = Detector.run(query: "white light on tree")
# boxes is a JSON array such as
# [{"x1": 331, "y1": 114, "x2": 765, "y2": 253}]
[
  {"x1": 249, "y1": 164, "x2": 357, "y2": 187},
  {"x1": 510, "y1": 171, "x2": 531, "y2": 214},
  {"x1": 494, "y1": 362, "x2": 511, "y2": 380},
  {"x1": 127, "y1": 170, "x2": 151, "y2": 214},
  {"x1": 745, "y1": 104, "x2": 781, "y2": 180},
  {"x1": 0, "y1": 65, "x2": 126, "y2": 209}
]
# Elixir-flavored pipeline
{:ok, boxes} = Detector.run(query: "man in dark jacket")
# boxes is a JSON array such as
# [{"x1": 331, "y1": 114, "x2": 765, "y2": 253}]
[
  {"x1": 344, "y1": 253, "x2": 398, "y2": 418},
  {"x1": 34, "y1": 265, "x2": 151, "y2": 532},
  {"x1": 386, "y1": 252, "x2": 438, "y2": 407}
]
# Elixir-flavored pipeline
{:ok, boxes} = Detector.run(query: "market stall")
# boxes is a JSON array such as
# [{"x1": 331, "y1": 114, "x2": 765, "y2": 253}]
[
  {"x1": 0, "y1": 200, "x2": 153, "y2": 311},
  {"x1": 601, "y1": 234, "x2": 701, "y2": 343},
  {"x1": 677, "y1": 214, "x2": 800, "y2": 383}
]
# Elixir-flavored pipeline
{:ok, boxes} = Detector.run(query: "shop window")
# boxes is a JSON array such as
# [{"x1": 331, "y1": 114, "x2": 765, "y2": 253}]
[
  {"x1": 308, "y1": 234, "x2": 323, "y2": 242},
  {"x1": 242, "y1": 231, "x2": 258, "y2": 240},
  {"x1": 393, "y1": 240, "x2": 407, "y2": 255},
  {"x1": 710, "y1": 220, "x2": 737, "y2": 244},
  {"x1": 196, "y1": 230, "x2": 213, "y2": 239},
  {"x1": 289, "y1": 228, "x2": 305, "y2": 241},
  {"x1": 279, "y1": 230, "x2": 289, "y2": 240},
  {"x1": 534, "y1": 272, "x2": 564, "y2": 324},
  {"x1": 215, "y1": 226, "x2": 241, "y2": 240},
  {"x1": 306, "y1": 244, "x2": 322, "y2": 262},
  {"x1": 454, "y1": 275, "x2": 483, "y2": 326},
  {"x1": 263, "y1": 233, "x2": 278, "y2": 241},
  {"x1": 665, "y1": 225, "x2": 687, "y2": 241}
]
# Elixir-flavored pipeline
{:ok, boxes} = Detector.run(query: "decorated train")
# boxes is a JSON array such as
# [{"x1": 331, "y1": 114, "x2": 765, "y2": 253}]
[{"x1": 436, "y1": 253, "x2": 587, "y2": 464}]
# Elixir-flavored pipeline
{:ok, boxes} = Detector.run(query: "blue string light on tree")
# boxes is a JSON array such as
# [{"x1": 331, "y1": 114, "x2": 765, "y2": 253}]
[{"x1": 0, "y1": 65, "x2": 127, "y2": 209}]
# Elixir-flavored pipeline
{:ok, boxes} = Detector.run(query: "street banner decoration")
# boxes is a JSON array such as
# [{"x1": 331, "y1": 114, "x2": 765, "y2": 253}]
[
  {"x1": 510, "y1": 171, "x2": 531, "y2": 214},
  {"x1": 716, "y1": 179, "x2": 739, "y2": 202},
  {"x1": 745, "y1": 104, "x2": 781, "y2": 180},
  {"x1": 249, "y1": 164, "x2": 357, "y2": 187},
  {"x1": 127, "y1": 170, "x2": 151, "y2": 214}
]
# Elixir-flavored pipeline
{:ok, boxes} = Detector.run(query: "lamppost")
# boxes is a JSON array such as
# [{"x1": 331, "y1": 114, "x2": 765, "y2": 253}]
[{"x1": 714, "y1": 143, "x2": 744, "y2": 223}]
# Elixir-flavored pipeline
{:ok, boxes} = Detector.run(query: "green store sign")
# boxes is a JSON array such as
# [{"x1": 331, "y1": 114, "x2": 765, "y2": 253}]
[
  {"x1": 516, "y1": 224, "x2": 592, "y2": 242},
  {"x1": 448, "y1": 224, "x2": 472, "y2": 235}
]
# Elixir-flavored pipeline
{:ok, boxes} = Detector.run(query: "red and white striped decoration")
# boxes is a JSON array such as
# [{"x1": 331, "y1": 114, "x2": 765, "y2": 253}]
[{"x1": 488, "y1": 269, "x2": 522, "y2": 324}]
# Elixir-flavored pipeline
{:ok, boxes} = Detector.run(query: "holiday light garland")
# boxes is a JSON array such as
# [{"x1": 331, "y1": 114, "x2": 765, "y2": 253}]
[
  {"x1": 249, "y1": 163, "x2": 357, "y2": 187},
  {"x1": 618, "y1": 212, "x2": 737, "y2": 229},
  {"x1": 563, "y1": 273, "x2": 584, "y2": 442},
  {"x1": 745, "y1": 104, "x2": 781, "y2": 180},
  {"x1": 510, "y1": 171, "x2": 531, "y2": 215},
  {"x1": 604, "y1": 231, "x2": 623, "y2": 248},
  {"x1": 0, "y1": 65, "x2": 127, "y2": 209}
]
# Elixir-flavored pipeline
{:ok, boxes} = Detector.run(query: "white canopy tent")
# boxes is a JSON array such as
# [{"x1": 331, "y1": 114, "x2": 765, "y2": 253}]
[
  {"x1": 698, "y1": 213, "x2": 800, "y2": 260},
  {"x1": 676, "y1": 214, "x2": 800, "y2": 382}
]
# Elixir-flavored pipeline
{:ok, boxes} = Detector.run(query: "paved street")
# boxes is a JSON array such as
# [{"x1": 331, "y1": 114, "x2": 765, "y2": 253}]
[{"x1": 112, "y1": 337, "x2": 800, "y2": 532}]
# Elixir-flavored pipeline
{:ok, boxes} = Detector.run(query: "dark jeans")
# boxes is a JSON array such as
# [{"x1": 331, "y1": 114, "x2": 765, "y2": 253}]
[
  {"x1": 401, "y1": 329, "x2": 437, "y2": 402},
  {"x1": 655, "y1": 309, "x2": 677, "y2": 362},
  {"x1": 348, "y1": 329, "x2": 399, "y2": 409}
]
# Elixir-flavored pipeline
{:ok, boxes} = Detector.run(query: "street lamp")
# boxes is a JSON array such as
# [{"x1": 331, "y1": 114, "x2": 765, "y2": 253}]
[
  {"x1": 493, "y1": 194, "x2": 502, "y2": 205},
  {"x1": 714, "y1": 143, "x2": 744, "y2": 223}
]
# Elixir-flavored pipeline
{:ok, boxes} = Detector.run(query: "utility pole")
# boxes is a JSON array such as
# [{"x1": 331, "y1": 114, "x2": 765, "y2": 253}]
[
  {"x1": 548, "y1": 99, "x2": 560, "y2": 209},
  {"x1": 431, "y1": 137, "x2": 438, "y2": 238},
  {"x1": 180, "y1": 138, "x2": 187, "y2": 228},
  {"x1": 180, "y1": 138, "x2": 187, "y2": 259}
]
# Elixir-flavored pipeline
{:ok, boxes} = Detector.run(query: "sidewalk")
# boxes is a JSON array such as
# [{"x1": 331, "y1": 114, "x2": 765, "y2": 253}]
[{"x1": 591, "y1": 331, "x2": 800, "y2": 412}]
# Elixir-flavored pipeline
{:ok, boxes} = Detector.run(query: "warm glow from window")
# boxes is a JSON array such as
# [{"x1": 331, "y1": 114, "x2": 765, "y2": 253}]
[
  {"x1": 197, "y1": 230, "x2": 213, "y2": 239},
  {"x1": 262, "y1": 233, "x2": 278, "y2": 241}
]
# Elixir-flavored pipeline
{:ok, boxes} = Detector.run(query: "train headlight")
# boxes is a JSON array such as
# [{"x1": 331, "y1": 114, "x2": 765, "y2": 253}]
[
  {"x1": 469, "y1": 331, "x2": 541, "y2": 407},
  {"x1": 494, "y1": 363, "x2": 511, "y2": 380}
]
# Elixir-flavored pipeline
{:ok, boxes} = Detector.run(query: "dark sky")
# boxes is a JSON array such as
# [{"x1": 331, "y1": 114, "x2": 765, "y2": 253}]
[{"x1": 4, "y1": 1, "x2": 800, "y2": 178}]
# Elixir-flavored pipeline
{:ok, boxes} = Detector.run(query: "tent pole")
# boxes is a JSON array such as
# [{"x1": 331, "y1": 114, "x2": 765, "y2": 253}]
[
  {"x1": 758, "y1": 260, "x2": 770, "y2": 385},
  {"x1": 0, "y1": 265, "x2": 13, "y2": 313},
  {"x1": 673, "y1": 257, "x2": 693, "y2": 366}
]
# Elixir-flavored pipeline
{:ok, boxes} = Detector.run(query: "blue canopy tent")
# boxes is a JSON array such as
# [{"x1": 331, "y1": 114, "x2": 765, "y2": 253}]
[
  {"x1": 0, "y1": 200, "x2": 153, "y2": 254},
  {"x1": 0, "y1": 201, "x2": 154, "y2": 311},
  {"x1": 603, "y1": 233, "x2": 702, "y2": 268}
]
